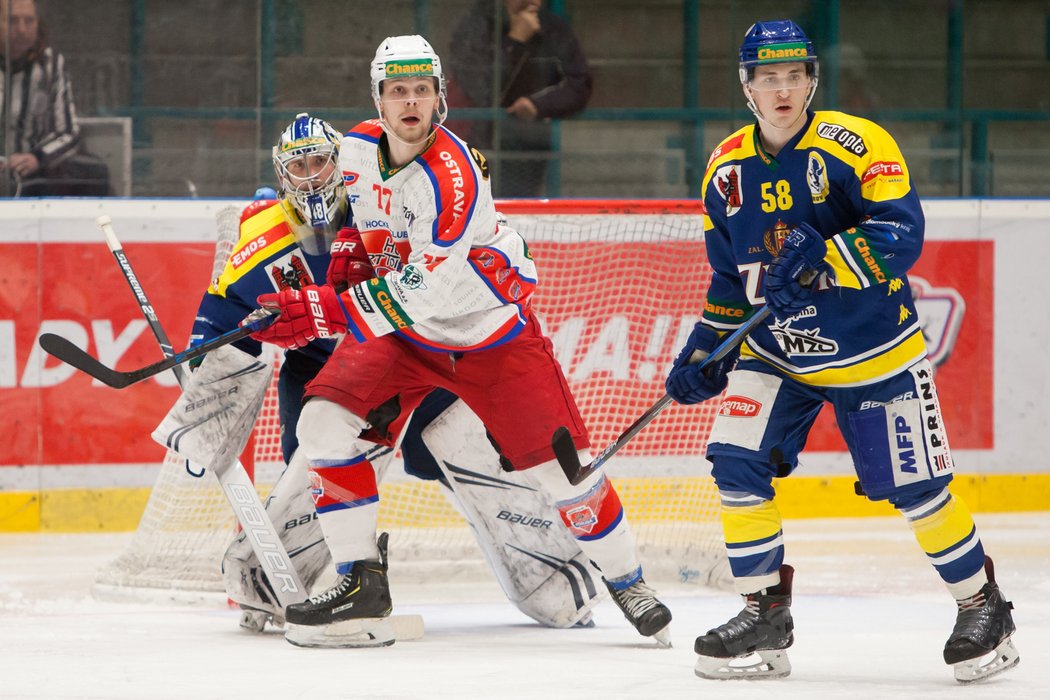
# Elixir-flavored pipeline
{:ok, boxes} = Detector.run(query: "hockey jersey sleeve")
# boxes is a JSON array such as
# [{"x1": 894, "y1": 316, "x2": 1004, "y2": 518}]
[
  {"x1": 336, "y1": 135, "x2": 535, "y2": 344},
  {"x1": 700, "y1": 183, "x2": 755, "y2": 334},
  {"x1": 821, "y1": 120, "x2": 925, "y2": 291}
]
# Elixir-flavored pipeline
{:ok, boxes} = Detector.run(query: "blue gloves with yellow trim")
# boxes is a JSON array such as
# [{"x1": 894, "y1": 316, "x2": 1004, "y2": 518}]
[
  {"x1": 665, "y1": 322, "x2": 737, "y2": 405},
  {"x1": 764, "y1": 221, "x2": 830, "y2": 319}
]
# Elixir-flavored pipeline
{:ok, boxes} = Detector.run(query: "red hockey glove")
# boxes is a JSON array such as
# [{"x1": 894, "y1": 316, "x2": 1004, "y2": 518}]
[
  {"x1": 327, "y1": 226, "x2": 375, "y2": 293},
  {"x1": 249, "y1": 285, "x2": 348, "y2": 349}
]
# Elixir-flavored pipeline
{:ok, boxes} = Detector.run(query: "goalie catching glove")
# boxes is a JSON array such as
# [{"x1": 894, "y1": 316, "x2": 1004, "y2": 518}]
[
  {"x1": 764, "y1": 221, "x2": 830, "y2": 319},
  {"x1": 250, "y1": 284, "x2": 348, "y2": 349}
]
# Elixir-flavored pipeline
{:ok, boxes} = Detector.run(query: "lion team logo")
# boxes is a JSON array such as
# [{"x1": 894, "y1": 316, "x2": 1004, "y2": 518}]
[
  {"x1": 807, "y1": 152, "x2": 829, "y2": 204},
  {"x1": 714, "y1": 164, "x2": 743, "y2": 217},
  {"x1": 763, "y1": 220, "x2": 792, "y2": 257}
]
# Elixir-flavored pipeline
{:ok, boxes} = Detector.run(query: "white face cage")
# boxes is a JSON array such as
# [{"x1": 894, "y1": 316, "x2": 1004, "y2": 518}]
[{"x1": 272, "y1": 114, "x2": 348, "y2": 255}]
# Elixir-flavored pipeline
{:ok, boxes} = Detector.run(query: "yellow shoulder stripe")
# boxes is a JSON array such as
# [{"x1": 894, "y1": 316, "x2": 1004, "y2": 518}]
[{"x1": 209, "y1": 204, "x2": 295, "y2": 296}]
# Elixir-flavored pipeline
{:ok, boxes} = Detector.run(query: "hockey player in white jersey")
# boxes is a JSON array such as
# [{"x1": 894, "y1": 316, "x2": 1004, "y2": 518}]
[
  {"x1": 250, "y1": 36, "x2": 671, "y2": 647},
  {"x1": 185, "y1": 114, "x2": 613, "y2": 644}
]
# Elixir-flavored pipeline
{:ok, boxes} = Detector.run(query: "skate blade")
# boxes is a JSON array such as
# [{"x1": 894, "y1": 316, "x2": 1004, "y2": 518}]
[
  {"x1": 651, "y1": 624, "x2": 672, "y2": 649},
  {"x1": 953, "y1": 638, "x2": 1020, "y2": 684},
  {"x1": 284, "y1": 615, "x2": 423, "y2": 649},
  {"x1": 238, "y1": 610, "x2": 270, "y2": 634},
  {"x1": 695, "y1": 650, "x2": 791, "y2": 680}
]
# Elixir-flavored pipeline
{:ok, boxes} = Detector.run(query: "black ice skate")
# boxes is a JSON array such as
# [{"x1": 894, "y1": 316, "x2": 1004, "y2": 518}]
[
  {"x1": 944, "y1": 556, "x2": 1020, "y2": 683},
  {"x1": 604, "y1": 575, "x2": 672, "y2": 647},
  {"x1": 694, "y1": 564, "x2": 794, "y2": 680},
  {"x1": 284, "y1": 532, "x2": 395, "y2": 648}
]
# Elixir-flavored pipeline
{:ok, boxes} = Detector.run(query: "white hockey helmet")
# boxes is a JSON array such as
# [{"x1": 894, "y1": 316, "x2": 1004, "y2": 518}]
[
  {"x1": 272, "y1": 112, "x2": 348, "y2": 256},
  {"x1": 370, "y1": 35, "x2": 448, "y2": 124}
]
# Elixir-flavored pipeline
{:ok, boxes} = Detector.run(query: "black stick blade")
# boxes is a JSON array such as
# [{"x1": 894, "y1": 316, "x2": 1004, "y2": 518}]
[
  {"x1": 38, "y1": 333, "x2": 136, "y2": 388},
  {"x1": 37, "y1": 311, "x2": 277, "y2": 390},
  {"x1": 551, "y1": 426, "x2": 596, "y2": 486}
]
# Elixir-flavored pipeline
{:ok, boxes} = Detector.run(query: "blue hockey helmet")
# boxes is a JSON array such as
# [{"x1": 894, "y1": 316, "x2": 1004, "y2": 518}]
[
  {"x1": 738, "y1": 19, "x2": 819, "y2": 84},
  {"x1": 272, "y1": 112, "x2": 348, "y2": 256}
]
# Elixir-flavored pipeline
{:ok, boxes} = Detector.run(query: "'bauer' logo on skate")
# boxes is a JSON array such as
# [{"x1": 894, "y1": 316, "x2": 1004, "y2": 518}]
[
  {"x1": 308, "y1": 471, "x2": 324, "y2": 504},
  {"x1": 565, "y1": 505, "x2": 598, "y2": 534},
  {"x1": 718, "y1": 395, "x2": 762, "y2": 417}
]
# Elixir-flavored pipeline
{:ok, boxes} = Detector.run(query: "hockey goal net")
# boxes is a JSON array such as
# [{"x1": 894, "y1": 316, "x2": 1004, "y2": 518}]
[{"x1": 94, "y1": 200, "x2": 728, "y2": 602}]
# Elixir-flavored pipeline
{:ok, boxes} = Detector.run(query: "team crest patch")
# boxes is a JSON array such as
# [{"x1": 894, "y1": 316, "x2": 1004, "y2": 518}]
[
  {"x1": 807, "y1": 152, "x2": 829, "y2": 204},
  {"x1": 398, "y1": 264, "x2": 427, "y2": 290},
  {"x1": 268, "y1": 251, "x2": 314, "y2": 291},
  {"x1": 565, "y1": 505, "x2": 598, "y2": 534},
  {"x1": 763, "y1": 220, "x2": 792, "y2": 256},
  {"x1": 714, "y1": 164, "x2": 743, "y2": 217},
  {"x1": 308, "y1": 471, "x2": 324, "y2": 505}
]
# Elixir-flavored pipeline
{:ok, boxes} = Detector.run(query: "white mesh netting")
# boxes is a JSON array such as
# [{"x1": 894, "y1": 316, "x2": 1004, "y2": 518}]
[{"x1": 94, "y1": 200, "x2": 729, "y2": 600}]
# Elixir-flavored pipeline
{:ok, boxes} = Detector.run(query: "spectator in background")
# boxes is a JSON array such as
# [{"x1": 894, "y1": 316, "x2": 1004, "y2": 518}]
[
  {"x1": 1, "y1": 0, "x2": 108, "y2": 196},
  {"x1": 448, "y1": 0, "x2": 592, "y2": 197}
]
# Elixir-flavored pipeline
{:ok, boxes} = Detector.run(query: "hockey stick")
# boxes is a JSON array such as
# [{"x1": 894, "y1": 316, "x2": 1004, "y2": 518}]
[
  {"x1": 96, "y1": 214, "x2": 307, "y2": 607},
  {"x1": 39, "y1": 307, "x2": 276, "y2": 389},
  {"x1": 552, "y1": 305, "x2": 772, "y2": 486}
]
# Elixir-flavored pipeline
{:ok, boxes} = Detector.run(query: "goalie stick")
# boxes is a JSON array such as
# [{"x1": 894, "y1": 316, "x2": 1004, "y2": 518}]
[
  {"x1": 552, "y1": 305, "x2": 772, "y2": 486},
  {"x1": 96, "y1": 214, "x2": 307, "y2": 607}
]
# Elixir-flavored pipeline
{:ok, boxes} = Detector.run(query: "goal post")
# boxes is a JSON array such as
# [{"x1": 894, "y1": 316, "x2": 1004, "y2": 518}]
[{"x1": 94, "y1": 199, "x2": 729, "y2": 601}]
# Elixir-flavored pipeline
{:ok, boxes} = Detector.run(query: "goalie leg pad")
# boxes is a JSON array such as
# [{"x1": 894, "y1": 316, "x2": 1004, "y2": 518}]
[
  {"x1": 420, "y1": 399, "x2": 603, "y2": 628},
  {"x1": 222, "y1": 449, "x2": 334, "y2": 624},
  {"x1": 151, "y1": 344, "x2": 272, "y2": 469}
]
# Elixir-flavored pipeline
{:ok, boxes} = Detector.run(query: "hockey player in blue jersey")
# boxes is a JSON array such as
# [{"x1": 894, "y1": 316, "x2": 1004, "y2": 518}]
[
  {"x1": 665, "y1": 20, "x2": 1018, "y2": 683},
  {"x1": 191, "y1": 113, "x2": 609, "y2": 645}
]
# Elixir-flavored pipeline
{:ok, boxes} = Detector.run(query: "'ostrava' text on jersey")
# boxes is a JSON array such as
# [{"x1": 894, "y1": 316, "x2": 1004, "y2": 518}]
[
  {"x1": 337, "y1": 120, "x2": 537, "y2": 352},
  {"x1": 191, "y1": 200, "x2": 335, "y2": 366},
  {"x1": 701, "y1": 110, "x2": 927, "y2": 387}
]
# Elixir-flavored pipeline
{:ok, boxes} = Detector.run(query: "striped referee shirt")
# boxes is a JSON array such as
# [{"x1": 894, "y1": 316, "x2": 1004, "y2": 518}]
[{"x1": 1, "y1": 44, "x2": 80, "y2": 169}]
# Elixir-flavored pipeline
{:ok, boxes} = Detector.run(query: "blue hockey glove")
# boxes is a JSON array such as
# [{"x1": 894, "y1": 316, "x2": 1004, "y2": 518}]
[
  {"x1": 764, "y1": 221, "x2": 830, "y2": 319},
  {"x1": 665, "y1": 322, "x2": 737, "y2": 405}
]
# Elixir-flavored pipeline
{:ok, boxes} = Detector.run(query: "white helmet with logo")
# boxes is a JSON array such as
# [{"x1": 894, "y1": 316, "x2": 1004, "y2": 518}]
[
  {"x1": 370, "y1": 35, "x2": 448, "y2": 125},
  {"x1": 272, "y1": 112, "x2": 348, "y2": 256}
]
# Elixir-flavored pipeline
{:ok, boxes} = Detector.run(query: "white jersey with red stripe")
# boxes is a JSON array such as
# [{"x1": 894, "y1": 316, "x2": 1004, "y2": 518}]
[{"x1": 337, "y1": 120, "x2": 537, "y2": 352}]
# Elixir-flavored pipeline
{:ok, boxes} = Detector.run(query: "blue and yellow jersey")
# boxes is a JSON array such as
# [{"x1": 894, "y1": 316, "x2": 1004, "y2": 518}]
[
  {"x1": 700, "y1": 110, "x2": 927, "y2": 387},
  {"x1": 191, "y1": 199, "x2": 335, "y2": 365}
]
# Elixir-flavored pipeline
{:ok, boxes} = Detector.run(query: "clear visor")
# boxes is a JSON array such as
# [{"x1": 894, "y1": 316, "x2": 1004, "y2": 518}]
[{"x1": 746, "y1": 71, "x2": 812, "y2": 92}]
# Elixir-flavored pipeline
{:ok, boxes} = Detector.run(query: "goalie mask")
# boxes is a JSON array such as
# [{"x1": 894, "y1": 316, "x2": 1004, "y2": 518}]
[
  {"x1": 369, "y1": 35, "x2": 448, "y2": 129},
  {"x1": 273, "y1": 113, "x2": 348, "y2": 256},
  {"x1": 738, "y1": 19, "x2": 820, "y2": 121}
]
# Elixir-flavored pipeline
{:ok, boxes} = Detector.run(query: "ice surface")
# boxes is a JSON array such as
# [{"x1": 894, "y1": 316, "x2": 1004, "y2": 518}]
[{"x1": 1, "y1": 514, "x2": 1047, "y2": 699}]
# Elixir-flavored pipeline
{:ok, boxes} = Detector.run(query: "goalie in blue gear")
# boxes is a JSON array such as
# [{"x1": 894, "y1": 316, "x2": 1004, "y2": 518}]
[
  {"x1": 192, "y1": 113, "x2": 607, "y2": 645},
  {"x1": 669, "y1": 20, "x2": 1017, "y2": 683}
]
